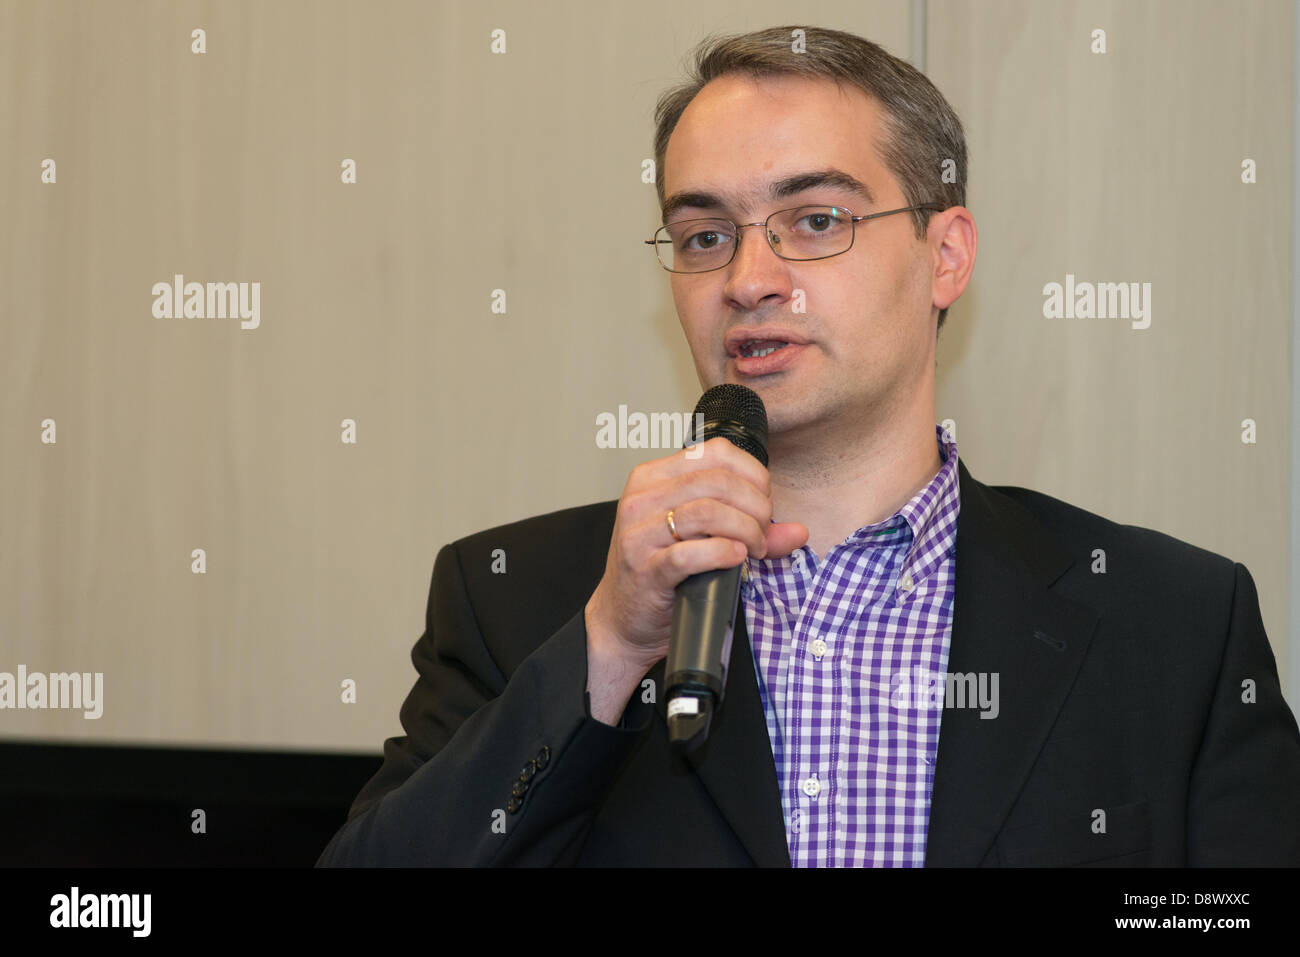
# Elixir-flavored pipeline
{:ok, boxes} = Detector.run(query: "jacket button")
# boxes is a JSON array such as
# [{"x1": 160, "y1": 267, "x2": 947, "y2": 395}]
[
  {"x1": 511, "y1": 780, "x2": 528, "y2": 799},
  {"x1": 520, "y1": 760, "x2": 537, "y2": 782},
  {"x1": 506, "y1": 797, "x2": 521, "y2": 814},
  {"x1": 535, "y1": 746, "x2": 550, "y2": 769}
]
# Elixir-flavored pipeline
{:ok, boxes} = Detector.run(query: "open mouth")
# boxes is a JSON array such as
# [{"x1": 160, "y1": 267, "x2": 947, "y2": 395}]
[{"x1": 738, "y1": 339, "x2": 791, "y2": 358}]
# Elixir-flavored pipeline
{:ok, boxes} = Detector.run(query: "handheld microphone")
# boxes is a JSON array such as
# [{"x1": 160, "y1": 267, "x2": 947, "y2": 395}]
[{"x1": 665, "y1": 384, "x2": 769, "y2": 756}]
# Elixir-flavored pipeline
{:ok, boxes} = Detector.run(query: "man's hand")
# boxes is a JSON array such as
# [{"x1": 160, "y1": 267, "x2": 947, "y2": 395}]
[{"x1": 584, "y1": 437, "x2": 808, "y2": 725}]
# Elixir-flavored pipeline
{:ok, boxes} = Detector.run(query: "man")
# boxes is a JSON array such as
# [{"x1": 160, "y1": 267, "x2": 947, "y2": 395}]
[{"x1": 318, "y1": 25, "x2": 1300, "y2": 866}]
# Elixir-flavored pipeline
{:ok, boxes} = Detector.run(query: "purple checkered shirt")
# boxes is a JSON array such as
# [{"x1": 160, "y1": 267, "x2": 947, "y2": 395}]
[{"x1": 742, "y1": 424, "x2": 960, "y2": 867}]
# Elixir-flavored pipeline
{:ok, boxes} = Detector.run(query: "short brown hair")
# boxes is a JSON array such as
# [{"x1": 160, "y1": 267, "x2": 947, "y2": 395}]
[{"x1": 653, "y1": 25, "x2": 968, "y2": 333}]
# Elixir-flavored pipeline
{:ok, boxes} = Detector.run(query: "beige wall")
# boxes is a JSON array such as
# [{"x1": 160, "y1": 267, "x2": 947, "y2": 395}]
[
  {"x1": 0, "y1": 0, "x2": 1291, "y2": 752},
  {"x1": 930, "y1": 0, "x2": 1294, "y2": 690}
]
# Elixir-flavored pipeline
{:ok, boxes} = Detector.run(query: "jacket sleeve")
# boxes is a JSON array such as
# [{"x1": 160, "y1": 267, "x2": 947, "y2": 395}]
[
  {"x1": 316, "y1": 540, "x2": 652, "y2": 866},
  {"x1": 1187, "y1": 562, "x2": 1300, "y2": 864}
]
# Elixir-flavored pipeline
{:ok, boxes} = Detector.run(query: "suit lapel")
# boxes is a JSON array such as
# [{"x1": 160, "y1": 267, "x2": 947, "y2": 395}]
[
  {"x1": 649, "y1": 613, "x2": 791, "y2": 866},
  {"x1": 924, "y1": 460, "x2": 1101, "y2": 865}
]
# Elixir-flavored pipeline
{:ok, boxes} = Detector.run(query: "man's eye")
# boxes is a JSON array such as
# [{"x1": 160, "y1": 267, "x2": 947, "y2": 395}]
[
  {"x1": 790, "y1": 211, "x2": 850, "y2": 241},
  {"x1": 684, "y1": 230, "x2": 730, "y2": 250}
]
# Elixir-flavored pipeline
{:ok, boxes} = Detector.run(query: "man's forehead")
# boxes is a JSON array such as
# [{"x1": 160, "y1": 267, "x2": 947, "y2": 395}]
[{"x1": 661, "y1": 76, "x2": 890, "y2": 221}]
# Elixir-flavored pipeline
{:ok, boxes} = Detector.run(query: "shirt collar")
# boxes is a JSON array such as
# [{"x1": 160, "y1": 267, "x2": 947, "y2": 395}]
[{"x1": 749, "y1": 424, "x2": 960, "y2": 586}]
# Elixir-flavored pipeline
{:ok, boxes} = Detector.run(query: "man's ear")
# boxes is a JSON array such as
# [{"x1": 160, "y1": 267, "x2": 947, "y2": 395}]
[{"x1": 931, "y1": 206, "x2": 977, "y2": 314}]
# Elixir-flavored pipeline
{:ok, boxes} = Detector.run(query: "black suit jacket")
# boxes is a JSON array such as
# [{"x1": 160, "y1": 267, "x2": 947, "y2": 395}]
[{"x1": 317, "y1": 459, "x2": 1300, "y2": 866}]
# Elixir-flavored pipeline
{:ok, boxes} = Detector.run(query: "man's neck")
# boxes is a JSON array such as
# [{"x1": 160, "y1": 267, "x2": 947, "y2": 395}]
[{"x1": 768, "y1": 409, "x2": 944, "y2": 559}]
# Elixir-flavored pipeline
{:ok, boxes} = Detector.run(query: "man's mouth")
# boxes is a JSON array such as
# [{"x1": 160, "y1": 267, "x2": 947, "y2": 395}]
[
  {"x1": 738, "y1": 339, "x2": 791, "y2": 358},
  {"x1": 724, "y1": 328, "x2": 809, "y2": 358}
]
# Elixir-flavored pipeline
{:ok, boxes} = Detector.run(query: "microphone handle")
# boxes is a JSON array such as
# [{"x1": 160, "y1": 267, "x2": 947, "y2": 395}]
[{"x1": 664, "y1": 562, "x2": 743, "y2": 754}]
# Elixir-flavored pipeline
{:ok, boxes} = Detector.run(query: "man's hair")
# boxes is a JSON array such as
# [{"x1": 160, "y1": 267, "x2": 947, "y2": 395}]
[{"x1": 653, "y1": 25, "x2": 968, "y2": 333}]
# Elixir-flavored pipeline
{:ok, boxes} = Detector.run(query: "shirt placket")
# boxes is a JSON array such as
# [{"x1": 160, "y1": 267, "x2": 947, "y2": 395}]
[{"x1": 786, "y1": 547, "x2": 840, "y2": 867}]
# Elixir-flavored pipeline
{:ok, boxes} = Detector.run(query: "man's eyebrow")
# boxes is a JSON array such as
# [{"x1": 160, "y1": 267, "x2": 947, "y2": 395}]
[
  {"x1": 661, "y1": 169, "x2": 876, "y2": 222},
  {"x1": 771, "y1": 169, "x2": 875, "y2": 207}
]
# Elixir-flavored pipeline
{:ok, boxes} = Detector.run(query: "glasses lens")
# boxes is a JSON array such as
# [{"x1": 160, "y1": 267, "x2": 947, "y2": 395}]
[
  {"x1": 768, "y1": 206, "x2": 854, "y2": 260},
  {"x1": 656, "y1": 219, "x2": 735, "y2": 272}
]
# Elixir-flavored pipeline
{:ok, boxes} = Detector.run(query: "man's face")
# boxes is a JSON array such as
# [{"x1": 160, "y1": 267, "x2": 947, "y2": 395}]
[{"x1": 661, "y1": 73, "x2": 940, "y2": 439}]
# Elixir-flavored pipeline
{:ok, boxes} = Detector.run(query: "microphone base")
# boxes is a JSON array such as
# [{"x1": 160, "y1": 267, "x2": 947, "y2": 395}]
[{"x1": 666, "y1": 690, "x2": 715, "y2": 756}]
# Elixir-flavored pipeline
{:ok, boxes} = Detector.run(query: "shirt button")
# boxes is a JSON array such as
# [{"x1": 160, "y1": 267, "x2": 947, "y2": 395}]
[
  {"x1": 802, "y1": 774, "x2": 821, "y2": 798},
  {"x1": 810, "y1": 638, "x2": 828, "y2": 660},
  {"x1": 899, "y1": 571, "x2": 915, "y2": 593}
]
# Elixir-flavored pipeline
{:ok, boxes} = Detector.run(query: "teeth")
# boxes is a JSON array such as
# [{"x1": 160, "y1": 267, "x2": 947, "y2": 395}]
[{"x1": 741, "y1": 341, "x2": 789, "y2": 358}]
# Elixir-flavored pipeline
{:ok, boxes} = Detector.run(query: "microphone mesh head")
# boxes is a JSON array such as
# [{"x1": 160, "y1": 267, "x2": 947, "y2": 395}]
[{"x1": 688, "y1": 384, "x2": 769, "y2": 467}]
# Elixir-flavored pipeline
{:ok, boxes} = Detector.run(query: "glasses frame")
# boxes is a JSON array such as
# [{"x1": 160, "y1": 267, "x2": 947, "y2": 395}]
[{"x1": 645, "y1": 202, "x2": 946, "y2": 273}]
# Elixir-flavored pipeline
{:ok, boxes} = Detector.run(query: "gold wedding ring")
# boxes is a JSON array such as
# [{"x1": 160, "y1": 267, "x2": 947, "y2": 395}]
[{"x1": 666, "y1": 509, "x2": 683, "y2": 542}]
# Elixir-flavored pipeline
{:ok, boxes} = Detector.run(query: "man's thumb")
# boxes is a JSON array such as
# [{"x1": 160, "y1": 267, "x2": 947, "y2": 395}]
[{"x1": 763, "y1": 521, "x2": 809, "y2": 558}]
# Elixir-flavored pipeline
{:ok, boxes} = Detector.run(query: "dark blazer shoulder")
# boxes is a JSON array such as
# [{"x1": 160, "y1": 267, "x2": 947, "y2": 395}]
[
  {"x1": 989, "y1": 479, "x2": 1236, "y2": 578},
  {"x1": 454, "y1": 499, "x2": 619, "y2": 554},
  {"x1": 439, "y1": 500, "x2": 619, "y2": 674},
  {"x1": 980, "y1": 478, "x2": 1241, "y2": 653}
]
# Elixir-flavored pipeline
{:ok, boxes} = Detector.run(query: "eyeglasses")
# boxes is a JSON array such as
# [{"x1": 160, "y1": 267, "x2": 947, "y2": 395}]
[{"x1": 645, "y1": 203, "x2": 944, "y2": 273}]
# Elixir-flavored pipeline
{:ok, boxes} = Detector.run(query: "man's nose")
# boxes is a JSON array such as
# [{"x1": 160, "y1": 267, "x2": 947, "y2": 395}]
[{"x1": 724, "y1": 223, "x2": 792, "y2": 307}]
